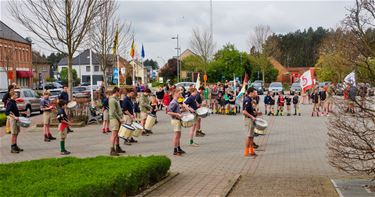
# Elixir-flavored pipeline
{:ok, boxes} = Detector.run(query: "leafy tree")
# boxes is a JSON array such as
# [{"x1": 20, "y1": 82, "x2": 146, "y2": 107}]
[
  {"x1": 159, "y1": 58, "x2": 177, "y2": 82},
  {"x1": 181, "y1": 55, "x2": 205, "y2": 72},
  {"x1": 60, "y1": 68, "x2": 79, "y2": 86},
  {"x1": 143, "y1": 59, "x2": 159, "y2": 70},
  {"x1": 47, "y1": 52, "x2": 65, "y2": 66},
  {"x1": 248, "y1": 55, "x2": 278, "y2": 83}
]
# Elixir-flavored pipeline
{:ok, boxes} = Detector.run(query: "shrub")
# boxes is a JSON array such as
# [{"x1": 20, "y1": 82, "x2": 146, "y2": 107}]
[
  {"x1": 0, "y1": 156, "x2": 171, "y2": 196},
  {"x1": 0, "y1": 113, "x2": 6, "y2": 127}
]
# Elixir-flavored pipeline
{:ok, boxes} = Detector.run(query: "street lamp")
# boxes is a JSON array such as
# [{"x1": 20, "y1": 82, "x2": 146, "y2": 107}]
[{"x1": 172, "y1": 35, "x2": 180, "y2": 82}]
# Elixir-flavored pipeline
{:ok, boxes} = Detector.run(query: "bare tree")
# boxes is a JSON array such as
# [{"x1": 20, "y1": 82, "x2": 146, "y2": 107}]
[
  {"x1": 328, "y1": 0, "x2": 375, "y2": 180},
  {"x1": 9, "y1": 0, "x2": 106, "y2": 98},
  {"x1": 190, "y1": 28, "x2": 215, "y2": 74},
  {"x1": 249, "y1": 25, "x2": 272, "y2": 83},
  {"x1": 89, "y1": 0, "x2": 132, "y2": 86}
]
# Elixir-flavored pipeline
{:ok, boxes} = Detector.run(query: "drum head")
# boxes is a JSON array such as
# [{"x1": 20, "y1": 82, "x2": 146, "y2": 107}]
[
  {"x1": 255, "y1": 118, "x2": 268, "y2": 127},
  {"x1": 181, "y1": 113, "x2": 195, "y2": 121},
  {"x1": 196, "y1": 107, "x2": 209, "y2": 115},
  {"x1": 19, "y1": 117, "x2": 31, "y2": 123},
  {"x1": 132, "y1": 122, "x2": 143, "y2": 130},
  {"x1": 122, "y1": 124, "x2": 135, "y2": 131},
  {"x1": 67, "y1": 101, "x2": 77, "y2": 108}
]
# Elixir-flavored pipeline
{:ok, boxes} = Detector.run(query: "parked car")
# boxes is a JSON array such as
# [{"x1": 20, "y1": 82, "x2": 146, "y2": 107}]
[
  {"x1": 175, "y1": 82, "x2": 196, "y2": 90},
  {"x1": 0, "y1": 88, "x2": 41, "y2": 117},
  {"x1": 290, "y1": 83, "x2": 302, "y2": 95},
  {"x1": 49, "y1": 89, "x2": 63, "y2": 101},
  {"x1": 318, "y1": 81, "x2": 331, "y2": 88},
  {"x1": 253, "y1": 80, "x2": 264, "y2": 87},
  {"x1": 252, "y1": 83, "x2": 264, "y2": 95},
  {"x1": 80, "y1": 82, "x2": 90, "y2": 86},
  {"x1": 268, "y1": 82, "x2": 284, "y2": 94},
  {"x1": 43, "y1": 82, "x2": 63, "y2": 90},
  {"x1": 0, "y1": 90, "x2": 7, "y2": 112}
]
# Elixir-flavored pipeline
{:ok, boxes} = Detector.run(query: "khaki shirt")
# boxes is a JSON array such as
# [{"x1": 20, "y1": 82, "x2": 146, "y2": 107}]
[
  {"x1": 139, "y1": 94, "x2": 151, "y2": 113},
  {"x1": 109, "y1": 95, "x2": 122, "y2": 121}
]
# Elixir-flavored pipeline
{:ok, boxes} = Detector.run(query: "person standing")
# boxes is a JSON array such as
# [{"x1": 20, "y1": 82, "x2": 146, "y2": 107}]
[
  {"x1": 58, "y1": 86, "x2": 74, "y2": 133},
  {"x1": 167, "y1": 90, "x2": 186, "y2": 156},
  {"x1": 276, "y1": 92, "x2": 285, "y2": 116},
  {"x1": 56, "y1": 100, "x2": 71, "y2": 155},
  {"x1": 121, "y1": 89, "x2": 137, "y2": 144},
  {"x1": 285, "y1": 92, "x2": 292, "y2": 116},
  {"x1": 195, "y1": 86, "x2": 205, "y2": 136},
  {"x1": 319, "y1": 87, "x2": 327, "y2": 116},
  {"x1": 311, "y1": 88, "x2": 320, "y2": 117},
  {"x1": 211, "y1": 84, "x2": 218, "y2": 113},
  {"x1": 108, "y1": 87, "x2": 125, "y2": 156},
  {"x1": 184, "y1": 87, "x2": 199, "y2": 146},
  {"x1": 3, "y1": 84, "x2": 15, "y2": 134},
  {"x1": 40, "y1": 91, "x2": 56, "y2": 142},
  {"x1": 264, "y1": 91, "x2": 271, "y2": 115},
  {"x1": 139, "y1": 89, "x2": 152, "y2": 135},
  {"x1": 6, "y1": 91, "x2": 23, "y2": 153},
  {"x1": 155, "y1": 86, "x2": 165, "y2": 110},
  {"x1": 243, "y1": 87, "x2": 257, "y2": 157},
  {"x1": 292, "y1": 92, "x2": 301, "y2": 116},
  {"x1": 101, "y1": 91, "x2": 110, "y2": 134}
]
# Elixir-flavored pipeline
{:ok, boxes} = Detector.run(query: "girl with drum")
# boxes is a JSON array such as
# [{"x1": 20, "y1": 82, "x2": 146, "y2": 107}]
[
  {"x1": 6, "y1": 91, "x2": 23, "y2": 153},
  {"x1": 167, "y1": 90, "x2": 186, "y2": 156}
]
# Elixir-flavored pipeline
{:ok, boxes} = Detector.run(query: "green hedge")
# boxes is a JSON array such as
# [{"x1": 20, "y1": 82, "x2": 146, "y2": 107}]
[
  {"x1": 0, "y1": 156, "x2": 171, "y2": 196},
  {"x1": 0, "y1": 113, "x2": 6, "y2": 127}
]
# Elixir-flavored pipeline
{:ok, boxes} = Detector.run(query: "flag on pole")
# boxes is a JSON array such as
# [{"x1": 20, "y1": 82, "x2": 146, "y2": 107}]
[
  {"x1": 344, "y1": 71, "x2": 356, "y2": 86},
  {"x1": 130, "y1": 38, "x2": 135, "y2": 59},
  {"x1": 299, "y1": 69, "x2": 314, "y2": 92},
  {"x1": 196, "y1": 73, "x2": 201, "y2": 88},
  {"x1": 112, "y1": 26, "x2": 119, "y2": 55},
  {"x1": 141, "y1": 44, "x2": 145, "y2": 59},
  {"x1": 236, "y1": 73, "x2": 248, "y2": 100}
]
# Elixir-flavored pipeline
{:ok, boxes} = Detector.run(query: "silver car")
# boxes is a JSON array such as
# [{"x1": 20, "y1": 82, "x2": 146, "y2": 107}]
[
  {"x1": 175, "y1": 82, "x2": 197, "y2": 90},
  {"x1": 268, "y1": 82, "x2": 284, "y2": 94},
  {"x1": 290, "y1": 83, "x2": 302, "y2": 95},
  {"x1": 0, "y1": 88, "x2": 41, "y2": 117}
]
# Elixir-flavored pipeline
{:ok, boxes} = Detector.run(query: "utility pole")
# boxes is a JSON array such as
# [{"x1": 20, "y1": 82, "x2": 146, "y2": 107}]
[{"x1": 172, "y1": 35, "x2": 180, "y2": 82}]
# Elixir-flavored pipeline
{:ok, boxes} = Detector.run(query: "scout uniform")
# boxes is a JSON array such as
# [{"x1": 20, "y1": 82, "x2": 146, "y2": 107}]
[
  {"x1": 57, "y1": 105, "x2": 70, "y2": 155},
  {"x1": 6, "y1": 98, "x2": 22, "y2": 153}
]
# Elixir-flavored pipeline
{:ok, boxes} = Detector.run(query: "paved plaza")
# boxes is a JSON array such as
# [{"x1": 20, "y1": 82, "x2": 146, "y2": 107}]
[{"x1": 0, "y1": 102, "x2": 349, "y2": 196}]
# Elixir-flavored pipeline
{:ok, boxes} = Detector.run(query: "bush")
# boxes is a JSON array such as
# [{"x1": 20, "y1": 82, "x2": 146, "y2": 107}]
[
  {"x1": 0, "y1": 113, "x2": 6, "y2": 127},
  {"x1": 0, "y1": 156, "x2": 171, "y2": 196}
]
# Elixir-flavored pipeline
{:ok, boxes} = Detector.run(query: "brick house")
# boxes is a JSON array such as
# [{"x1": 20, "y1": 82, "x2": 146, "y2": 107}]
[
  {"x1": 32, "y1": 51, "x2": 51, "y2": 89},
  {"x1": 0, "y1": 21, "x2": 33, "y2": 89},
  {"x1": 269, "y1": 57, "x2": 314, "y2": 84}
]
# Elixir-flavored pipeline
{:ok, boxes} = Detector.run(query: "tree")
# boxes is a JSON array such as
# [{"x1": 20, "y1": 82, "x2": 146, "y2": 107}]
[
  {"x1": 89, "y1": 0, "x2": 132, "y2": 86},
  {"x1": 47, "y1": 52, "x2": 65, "y2": 66},
  {"x1": 328, "y1": 0, "x2": 375, "y2": 180},
  {"x1": 181, "y1": 55, "x2": 205, "y2": 72},
  {"x1": 159, "y1": 58, "x2": 178, "y2": 82},
  {"x1": 143, "y1": 59, "x2": 159, "y2": 70},
  {"x1": 9, "y1": 0, "x2": 106, "y2": 99},
  {"x1": 248, "y1": 55, "x2": 278, "y2": 83},
  {"x1": 190, "y1": 28, "x2": 216, "y2": 74},
  {"x1": 60, "y1": 68, "x2": 79, "y2": 86}
]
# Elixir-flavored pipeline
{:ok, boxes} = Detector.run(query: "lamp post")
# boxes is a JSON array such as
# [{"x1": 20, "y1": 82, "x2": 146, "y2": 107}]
[{"x1": 172, "y1": 35, "x2": 180, "y2": 82}]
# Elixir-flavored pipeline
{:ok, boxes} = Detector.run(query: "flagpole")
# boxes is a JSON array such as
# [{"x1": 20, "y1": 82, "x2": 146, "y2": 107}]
[
  {"x1": 117, "y1": 54, "x2": 120, "y2": 87},
  {"x1": 89, "y1": 49, "x2": 94, "y2": 107}
]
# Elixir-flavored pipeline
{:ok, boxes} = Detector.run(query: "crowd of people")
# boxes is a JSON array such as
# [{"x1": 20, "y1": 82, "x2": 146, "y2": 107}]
[{"x1": 2, "y1": 79, "x2": 367, "y2": 157}]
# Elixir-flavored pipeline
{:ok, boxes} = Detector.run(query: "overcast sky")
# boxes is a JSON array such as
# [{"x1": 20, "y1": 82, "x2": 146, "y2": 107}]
[{"x1": 0, "y1": 0, "x2": 354, "y2": 67}]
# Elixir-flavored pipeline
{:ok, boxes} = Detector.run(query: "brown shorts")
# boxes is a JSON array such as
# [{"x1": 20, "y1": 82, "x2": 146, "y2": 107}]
[
  {"x1": 245, "y1": 118, "x2": 255, "y2": 137},
  {"x1": 109, "y1": 119, "x2": 120, "y2": 131},
  {"x1": 171, "y1": 119, "x2": 182, "y2": 132},
  {"x1": 123, "y1": 114, "x2": 132, "y2": 125},
  {"x1": 9, "y1": 117, "x2": 20, "y2": 135},
  {"x1": 103, "y1": 109, "x2": 109, "y2": 121},
  {"x1": 43, "y1": 111, "x2": 51, "y2": 125}
]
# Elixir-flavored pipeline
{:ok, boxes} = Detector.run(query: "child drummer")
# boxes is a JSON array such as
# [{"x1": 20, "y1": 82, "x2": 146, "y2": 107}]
[
  {"x1": 6, "y1": 91, "x2": 23, "y2": 153},
  {"x1": 167, "y1": 89, "x2": 186, "y2": 156},
  {"x1": 56, "y1": 100, "x2": 71, "y2": 155}
]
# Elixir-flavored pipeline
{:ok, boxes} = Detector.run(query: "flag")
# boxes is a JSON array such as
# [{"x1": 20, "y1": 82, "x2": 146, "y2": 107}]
[
  {"x1": 112, "y1": 27, "x2": 119, "y2": 55},
  {"x1": 344, "y1": 71, "x2": 356, "y2": 86},
  {"x1": 196, "y1": 73, "x2": 201, "y2": 88},
  {"x1": 233, "y1": 75, "x2": 236, "y2": 92},
  {"x1": 141, "y1": 44, "x2": 145, "y2": 58},
  {"x1": 236, "y1": 73, "x2": 248, "y2": 100},
  {"x1": 299, "y1": 69, "x2": 314, "y2": 92},
  {"x1": 130, "y1": 38, "x2": 135, "y2": 59}
]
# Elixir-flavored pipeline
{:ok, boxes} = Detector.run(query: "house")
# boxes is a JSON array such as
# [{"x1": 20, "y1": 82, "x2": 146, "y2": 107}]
[
  {"x1": 32, "y1": 51, "x2": 51, "y2": 89},
  {"x1": 0, "y1": 20, "x2": 33, "y2": 88},
  {"x1": 269, "y1": 57, "x2": 314, "y2": 84},
  {"x1": 179, "y1": 49, "x2": 200, "y2": 81}
]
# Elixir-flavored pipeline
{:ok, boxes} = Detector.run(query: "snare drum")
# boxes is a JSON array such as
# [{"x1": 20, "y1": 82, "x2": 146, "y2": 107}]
[
  {"x1": 67, "y1": 101, "x2": 78, "y2": 110},
  {"x1": 118, "y1": 124, "x2": 135, "y2": 139},
  {"x1": 18, "y1": 117, "x2": 31, "y2": 128},
  {"x1": 181, "y1": 113, "x2": 196, "y2": 128},
  {"x1": 131, "y1": 122, "x2": 143, "y2": 137},
  {"x1": 196, "y1": 107, "x2": 209, "y2": 118},
  {"x1": 144, "y1": 114, "x2": 156, "y2": 130},
  {"x1": 255, "y1": 118, "x2": 268, "y2": 131}
]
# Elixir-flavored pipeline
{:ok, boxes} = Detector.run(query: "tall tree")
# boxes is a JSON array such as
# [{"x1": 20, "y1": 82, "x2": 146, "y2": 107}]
[
  {"x1": 190, "y1": 28, "x2": 216, "y2": 74},
  {"x1": 9, "y1": 0, "x2": 106, "y2": 98},
  {"x1": 143, "y1": 59, "x2": 159, "y2": 70}
]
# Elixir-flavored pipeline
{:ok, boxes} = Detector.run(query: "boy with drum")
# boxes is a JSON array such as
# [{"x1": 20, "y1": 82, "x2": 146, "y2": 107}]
[
  {"x1": 184, "y1": 87, "x2": 199, "y2": 146},
  {"x1": 40, "y1": 91, "x2": 56, "y2": 142},
  {"x1": 56, "y1": 100, "x2": 71, "y2": 155},
  {"x1": 167, "y1": 89, "x2": 186, "y2": 156},
  {"x1": 121, "y1": 89, "x2": 137, "y2": 144},
  {"x1": 139, "y1": 89, "x2": 152, "y2": 135},
  {"x1": 6, "y1": 91, "x2": 23, "y2": 153},
  {"x1": 108, "y1": 87, "x2": 126, "y2": 156},
  {"x1": 195, "y1": 86, "x2": 205, "y2": 137},
  {"x1": 243, "y1": 87, "x2": 258, "y2": 157}
]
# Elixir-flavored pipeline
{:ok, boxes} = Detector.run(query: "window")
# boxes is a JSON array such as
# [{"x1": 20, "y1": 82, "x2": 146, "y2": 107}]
[
  {"x1": 94, "y1": 65, "x2": 99, "y2": 72},
  {"x1": 86, "y1": 66, "x2": 90, "y2": 72}
]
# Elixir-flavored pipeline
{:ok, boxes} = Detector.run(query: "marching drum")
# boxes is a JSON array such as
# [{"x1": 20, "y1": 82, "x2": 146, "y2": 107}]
[
  {"x1": 144, "y1": 114, "x2": 156, "y2": 130},
  {"x1": 131, "y1": 122, "x2": 144, "y2": 137},
  {"x1": 181, "y1": 113, "x2": 195, "y2": 128},
  {"x1": 18, "y1": 117, "x2": 31, "y2": 128},
  {"x1": 118, "y1": 124, "x2": 135, "y2": 139},
  {"x1": 255, "y1": 118, "x2": 268, "y2": 131},
  {"x1": 196, "y1": 107, "x2": 210, "y2": 118},
  {"x1": 67, "y1": 101, "x2": 78, "y2": 110}
]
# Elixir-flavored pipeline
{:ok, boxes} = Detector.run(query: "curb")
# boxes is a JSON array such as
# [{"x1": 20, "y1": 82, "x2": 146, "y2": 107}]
[
  {"x1": 133, "y1": 172, "x2": 180, "y2": 197},
  {"x1": 222, "y1": 174, "x2": 241, "y2": 197}
]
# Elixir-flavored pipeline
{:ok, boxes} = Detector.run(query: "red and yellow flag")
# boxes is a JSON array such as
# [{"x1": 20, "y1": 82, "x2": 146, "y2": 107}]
[{"x1": 130, "y1": 39, "x2": 135, "y2": 59}]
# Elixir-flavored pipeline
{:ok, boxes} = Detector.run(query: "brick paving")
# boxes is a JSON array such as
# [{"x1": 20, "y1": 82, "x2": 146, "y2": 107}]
[{"x1": 0, "y1": 102, "x2": 347, "y2": 196}]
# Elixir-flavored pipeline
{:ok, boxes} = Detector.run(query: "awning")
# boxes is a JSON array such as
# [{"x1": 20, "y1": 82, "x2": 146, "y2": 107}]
[{"x1": 16, "y1": 71, "x2": 33, "y2": 78}]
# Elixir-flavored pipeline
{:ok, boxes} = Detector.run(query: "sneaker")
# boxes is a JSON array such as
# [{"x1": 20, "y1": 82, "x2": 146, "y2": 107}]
[
  {"x1": 11, "y1": 148, "x2": 20, "y2": 153},
  {"x1": 253, "y1": 143, "x2": 259, "y2": 149},
  {"x1": 48, "y1": 135, "x2": 56, "y2": 140},
  {"x1": 199, "y1": 130, "x2": 206, "y2": 136},
  {"x1": 116, "y1": 145, "x2": 126, "y2": 153},
  {"x1": 110, "y1": 148, "x2": 119, "y2": 156},
  {"x1": 129, "y1": 138, "x2": 138, "y2": 143},
  {"x1": 177, "y1": 149, "x2": 186, "y2": 154},
  {"x1": 67, "y1": 128, "x2": 74, "y2": 133},
  {"x1": 142, "y1": 131, "x2": 149, "y2": 136},
  {"x1": 249, "y1": 153, "x2": 257, "y2": 157},
  {"x1": 147, "y1": 130, "x2": 153, "y2": 134},
  {"x1": 60, "y1": 150, "x2": 71, "y2": 155},
  {"x1": 189, "y1": 142, "x2": 200, "y2": 147},
  {"x1": 123, "y1": 139, "x2": 132, "y2": 146},
  {"x1": 195, "y1": 132, "x2": 204, "y2": 137},
  {"x1": 173, "y1": 151, "x2": 182, "y2": 156},
  {"x1": 15, "y1": 146, "x2": 24, "y2": 152},
  {"x1": 44, "y1": 138, "x2": 51, "y2": 142}
]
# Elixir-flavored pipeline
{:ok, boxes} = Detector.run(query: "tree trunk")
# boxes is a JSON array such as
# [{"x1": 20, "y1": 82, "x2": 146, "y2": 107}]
[
  {"x1": 67, "y1": 55, "x2": 73, "y2": 100},
  {"x1": 262, "y1": 69, "x2": 265, "y2": 83},
  {"x1": 102, "y1": 66, "x2": 108, "y2": 87}
]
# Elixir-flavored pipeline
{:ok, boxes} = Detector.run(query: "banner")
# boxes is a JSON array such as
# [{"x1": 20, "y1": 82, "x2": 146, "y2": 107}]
[{"x1": 299, "y1": 69, "x2": 314, "y2": 92}]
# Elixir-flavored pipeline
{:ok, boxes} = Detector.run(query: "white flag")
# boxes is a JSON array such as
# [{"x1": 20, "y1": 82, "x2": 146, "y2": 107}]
[
  {"x1": 299, "y1": 69, "x2": 314, "y2": 92},
  {"x1": 196, "y1": 73, "x2": 201, "y2": 88},
  {"x1": 344, "y1": 71, "x2": 356, "y2": 86}
]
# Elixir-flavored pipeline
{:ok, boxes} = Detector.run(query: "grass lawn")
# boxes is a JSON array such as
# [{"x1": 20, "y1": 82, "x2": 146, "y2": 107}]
[{"x1": 0, "y1": 156, "x2": 171, "y2": 196}]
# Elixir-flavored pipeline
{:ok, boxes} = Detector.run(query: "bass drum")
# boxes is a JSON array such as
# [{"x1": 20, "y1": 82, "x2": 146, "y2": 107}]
[{"x1": 118, "y1": 124, "x2": 135, "y2": 139}]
